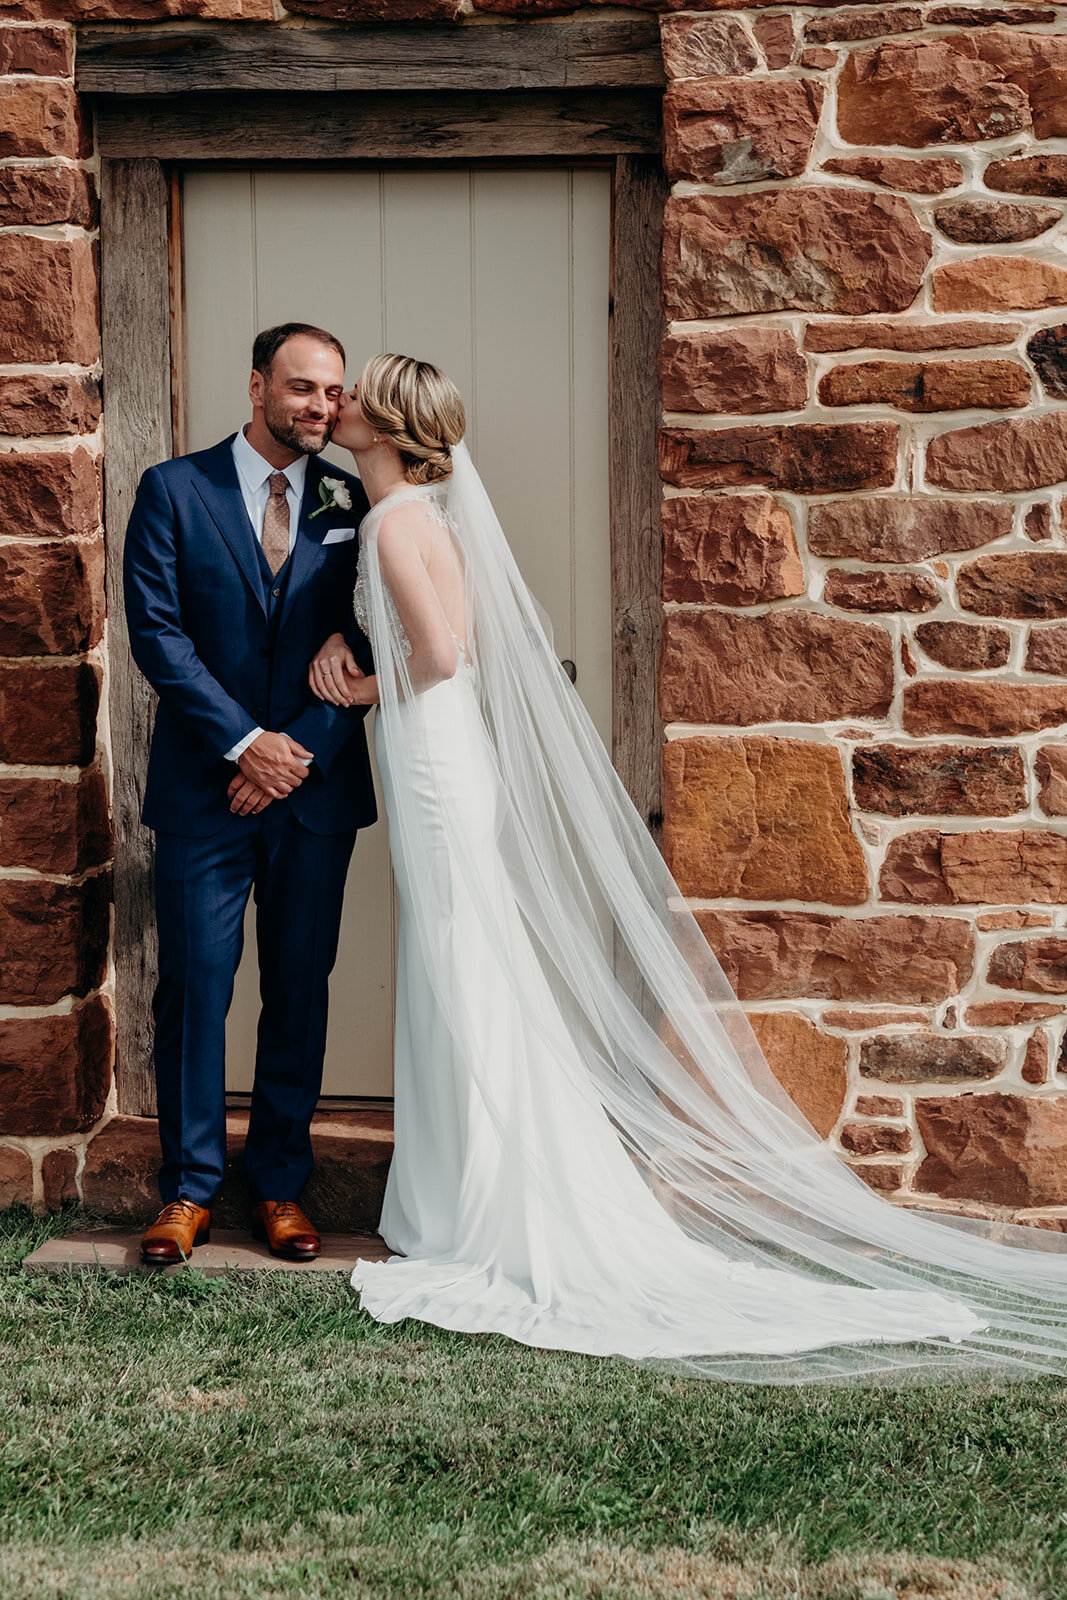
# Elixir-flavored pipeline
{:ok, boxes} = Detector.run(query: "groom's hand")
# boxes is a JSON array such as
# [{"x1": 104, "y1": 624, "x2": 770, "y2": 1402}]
[
  {"x1": 237, "y1": 731, "x2": 313, "y2": 798},
  {"x1": 228, "y1": 773, "x2": 273, "y2": 816}
]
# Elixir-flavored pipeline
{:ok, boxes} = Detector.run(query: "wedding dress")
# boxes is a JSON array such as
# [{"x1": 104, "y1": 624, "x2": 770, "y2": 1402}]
[{"x1": 351, "y1": 447, "x2": 1067, "y2": 1383}]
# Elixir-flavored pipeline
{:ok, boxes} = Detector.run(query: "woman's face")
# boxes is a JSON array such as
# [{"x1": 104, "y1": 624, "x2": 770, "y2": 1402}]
[{"x1": 332, "y1": 382, "x2": 378, "y2": 454}]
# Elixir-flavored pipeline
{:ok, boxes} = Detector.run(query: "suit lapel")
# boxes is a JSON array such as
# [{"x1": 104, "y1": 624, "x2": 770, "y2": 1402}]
[
  {"x1": 278, "y1": 457, "x2": 330, "y2": 629},
  {"x1": 190, "y1": 438, "x2": 268, "y2": 616}
]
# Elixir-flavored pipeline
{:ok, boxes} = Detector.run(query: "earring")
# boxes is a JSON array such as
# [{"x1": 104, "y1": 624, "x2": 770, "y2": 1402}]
[{"x1": 373, "y1": 434, "x2": 380, "y2": 443}]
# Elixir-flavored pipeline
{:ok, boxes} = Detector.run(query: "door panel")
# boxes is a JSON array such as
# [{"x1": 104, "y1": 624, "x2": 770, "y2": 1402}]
[{"x1": 180, "y1": 167, "x2": 611, "y2": 1096}]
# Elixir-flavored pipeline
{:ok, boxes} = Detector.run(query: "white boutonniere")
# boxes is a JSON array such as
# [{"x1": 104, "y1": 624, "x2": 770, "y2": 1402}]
[{"x1": 308, "y1": 476, "x2": 353, "y2": 521}]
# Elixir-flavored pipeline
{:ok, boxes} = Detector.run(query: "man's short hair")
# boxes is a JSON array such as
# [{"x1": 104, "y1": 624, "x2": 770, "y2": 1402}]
[{"x1": 252, "y1": 323, "x2": 346, "y2": 377}]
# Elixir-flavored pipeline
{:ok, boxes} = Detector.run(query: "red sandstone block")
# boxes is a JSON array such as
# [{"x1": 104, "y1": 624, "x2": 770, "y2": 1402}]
[
  {"x1": 661, "y1": 329, "x2": 808, "y2": 415},
  {"x1": 0, "y1": 770, "x2": 111, "y2": 873},
  {"x1": 855, "y1": 1094, "x2": 906, "y2": 1117},
  {"x1": 752, "y1": 13, "x2": 794, "y2": 68},
  {"x1": 698, "y1": 909, "x2": 973, "y2": 1004},
  {"x1": 0, "y1": 164, "x2": 96, "y2": 228},
  {"x1": 0, "y1": 450, "x2": 101, "y2": 541},
  {"x1": 959, "y1": 552, "x2": 1067, "y2": 620},
  {"x1": 747, "y1": 1012, "x2": 847, "y2": 1138},
  {"x1": 660, "y1": 610, "x2": 894, "y2": 725},
  {"x1": 958, "y1": 27, "x2": 1067, "y2": 139},
  {"x1": 0, "y1": 661, "x2": 100, "y2": 766},
  {"x1": 0, "y1": 375, "x2": 101, "y2": 438},
  {"x1": 926, "y1": 411, "x2": 1067, "y2": 492},
  {"x1": 0, "y1": 80, "x2": 88, "y2": 161},
  {"x1": 917, "y1": 1093, "x2": 1067, "y2": 1208},
  {"x1": 824, "y1": 569, "x2": 940, "y2": 613},
  {"x1": 79, "y1": 1116, "x2": 160, "y2": 1226},
  {"x1": 0, "y1": 1147, "x2": 33, "y2": 1210},
  {"x1": 660, "y1": 17, "x2": 759, "y2": 80},
  {"x1": 933, "y1": 256, "x2": 1067, "y2": 312},
  {"x1": 840, "y1": 1122, "x2": 911, "y2": 1155},
  {"x1": 0, "y1": 236, "x2": 99, "y2": 366},
  {"x1": 3, "y1": 0, "x2": 270, "y2": 17},
  {"x1": 662, "y1": 494, "x2": 803, "y2": 606},
  {"x1": 0, "y1": 874, "x2": 110, "y2": 1006},
  {"x1": 803, "y1": 318, "x2": 1022, "y2": 353},
  {"x1": 663, "y1": 78, "x2": 822, "y2": 185},
  {"x1": 985, "y1": 155, "x2": 1067, "y2": 197},
  {"x1": 659, "y1": 423, "x2": 897, "y2": 494},
  {"x1": 0, "y1": 24, "x2": 73, "y2": 75},
  {"x1": 662, "y1": 736, "x2": 868, "y2": 906},
  {"x1": 662, "y1": 190, "x2": 929, "y2": 319},
  {"x1": 820, "y1": 155, "x2": 963, "y2": 192},
  {"x1": 41, "y1": 1147, "x2": 78, "y2": 1208},
  {"x1": 1022, "y1": 1029, "x2": 1049, "y2": 1084},
  {"x1": 818, "y1": 359, "x2": 1029, "y2": 411},
  {"x1": 0, "y1": 996, "x2": 112, "y2": 1137},
  {"x1": 852, "y1": 742, "x2": 1026, "y2": 816},
  {"x1": 0, "y1": 540, "x2": 104, "y2": 655},
  {"x1": 882, "y1": 827, "x2": 1067, "y2": 905},
  {"x1": 837, "y1": 38, "x2": 1030, "y2": 147}
]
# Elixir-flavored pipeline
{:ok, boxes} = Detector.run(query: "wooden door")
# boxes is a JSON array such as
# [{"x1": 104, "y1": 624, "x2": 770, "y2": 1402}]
[{"x1": 180, "y1": 166, "x2": 612, "y2": 1097}]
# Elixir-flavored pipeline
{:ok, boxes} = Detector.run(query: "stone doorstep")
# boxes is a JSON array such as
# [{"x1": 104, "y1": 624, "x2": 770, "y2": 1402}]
[
  {"x1": 22, "y1": 1228, "x2": 392, "y2": 1277},
  {"x1": 81, "y1": 1107, "x2": 394, "y2": 1235}
]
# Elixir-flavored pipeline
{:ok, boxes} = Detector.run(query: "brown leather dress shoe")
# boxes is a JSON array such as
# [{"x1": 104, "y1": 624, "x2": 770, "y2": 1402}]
[
  {"x1": 141, "y1": 1199, "x2": 211, "y2": 1264},
  {"x1": 251, "y1": 1200, "x2": 321, "y2": 1261}
]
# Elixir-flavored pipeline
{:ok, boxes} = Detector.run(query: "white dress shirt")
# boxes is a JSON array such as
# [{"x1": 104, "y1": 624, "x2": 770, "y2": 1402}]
[{"x1": 223, "y1": 428, "x2": 311, "y2": 765}]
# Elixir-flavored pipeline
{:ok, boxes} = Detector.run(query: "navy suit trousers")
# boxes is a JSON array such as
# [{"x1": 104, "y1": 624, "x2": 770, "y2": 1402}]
[{"x1": 153, "y1": 806, "x2": 357, "y2": 1206}]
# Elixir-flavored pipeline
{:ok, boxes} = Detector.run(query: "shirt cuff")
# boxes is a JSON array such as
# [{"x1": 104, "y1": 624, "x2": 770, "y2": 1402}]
[{"x1": 225, "y1": 727, "x2": 263, "y2": 762}]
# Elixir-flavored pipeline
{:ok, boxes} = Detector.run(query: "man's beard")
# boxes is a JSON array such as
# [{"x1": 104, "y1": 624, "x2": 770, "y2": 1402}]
[{"x1": 263, "y1": 392, "x2": 333, "y2": 456}]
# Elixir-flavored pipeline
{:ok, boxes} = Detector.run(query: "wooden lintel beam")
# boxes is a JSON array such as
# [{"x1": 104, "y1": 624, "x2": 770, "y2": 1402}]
[
  {"x1": 76, "y1": 18, "x2": 665, "y2": 96},
  {"x1": 94, "y1": 90, "x2": 662, "y2": 161}
]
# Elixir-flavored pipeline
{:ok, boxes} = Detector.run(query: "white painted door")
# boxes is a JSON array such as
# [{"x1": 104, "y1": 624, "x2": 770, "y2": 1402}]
[{"x1": 180, "y1": 167, "x2": 612, "y2": 1096}]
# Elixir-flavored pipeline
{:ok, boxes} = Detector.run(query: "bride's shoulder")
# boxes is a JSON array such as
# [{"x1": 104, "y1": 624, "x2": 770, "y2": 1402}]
[{"x1": 378, "y1": 497, "x2": 444, "y2": 553}]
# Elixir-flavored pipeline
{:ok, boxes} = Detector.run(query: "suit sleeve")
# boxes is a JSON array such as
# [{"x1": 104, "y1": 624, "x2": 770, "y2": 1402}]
[
  {"x1": 281, "y1": 530, "x2": 373, "y2": 779},
  {"x1": 123, "y1": 466, "x2": 259, "y2": 761}
]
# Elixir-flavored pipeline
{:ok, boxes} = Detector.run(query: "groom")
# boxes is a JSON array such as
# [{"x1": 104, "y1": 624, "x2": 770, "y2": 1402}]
[{"x1": 123, "y1": 322, "x2": 375, "y2": 1264}]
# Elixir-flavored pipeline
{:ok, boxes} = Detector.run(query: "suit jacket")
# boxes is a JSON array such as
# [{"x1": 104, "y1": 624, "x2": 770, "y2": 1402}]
[{"x1": 123, "y1": 435, "x2": 377, "y2": 838}]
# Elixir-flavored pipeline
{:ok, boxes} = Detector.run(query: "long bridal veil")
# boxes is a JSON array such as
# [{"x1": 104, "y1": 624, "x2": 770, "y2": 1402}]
[{"x1": 358, "y1": 441, "x2": 1067, "y2": 1383}]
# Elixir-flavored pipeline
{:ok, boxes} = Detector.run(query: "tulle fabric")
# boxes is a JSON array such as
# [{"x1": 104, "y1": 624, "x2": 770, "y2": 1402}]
[{"x1": 352, "y1": 445, "x2": 1067, "y2": 1383}]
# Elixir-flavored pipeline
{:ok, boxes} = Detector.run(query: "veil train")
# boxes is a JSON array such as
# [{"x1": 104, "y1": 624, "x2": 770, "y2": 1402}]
[{"x1": 351, "y1": 443, "x2": 1067, "y2": 1384}]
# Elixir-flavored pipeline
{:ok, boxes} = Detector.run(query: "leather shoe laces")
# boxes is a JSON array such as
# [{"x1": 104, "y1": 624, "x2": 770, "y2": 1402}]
[
  {"x1": 157, "y1": 1199, "x2": 204, "y2": 1224},
  {"x1": 269, "y1": 1201, "x2": 303, "y2": 1220}
]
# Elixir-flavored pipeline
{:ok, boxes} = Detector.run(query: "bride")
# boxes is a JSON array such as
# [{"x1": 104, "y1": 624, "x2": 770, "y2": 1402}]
[{"x1": 310, "y1": 353, "x2": 1067, "y2": 1383}]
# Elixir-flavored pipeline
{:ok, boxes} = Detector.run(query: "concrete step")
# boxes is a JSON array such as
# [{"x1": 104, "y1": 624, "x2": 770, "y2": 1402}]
[
  {"x1": 80, "y1": 1108, "x2": 393, "y2": 1235},
  {"x1": 23, "y1": 1227, "x2": 390, "y2": 1277}
]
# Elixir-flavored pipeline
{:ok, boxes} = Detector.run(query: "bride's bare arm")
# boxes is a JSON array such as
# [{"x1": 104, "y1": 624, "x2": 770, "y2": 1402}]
[{"x1": 375, "y1": 504, "x2": 460, "y2": 690}]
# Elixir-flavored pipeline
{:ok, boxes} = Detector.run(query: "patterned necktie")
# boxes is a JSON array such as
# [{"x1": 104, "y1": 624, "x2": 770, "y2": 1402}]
[{"x1": 262, "y1": 471, "x2": 291, "y2": 576}]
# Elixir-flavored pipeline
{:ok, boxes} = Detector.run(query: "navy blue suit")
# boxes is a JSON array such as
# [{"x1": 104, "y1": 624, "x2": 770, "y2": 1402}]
[{"x1": 124, "y1": 436, "x2": 376, "y2": 1206}]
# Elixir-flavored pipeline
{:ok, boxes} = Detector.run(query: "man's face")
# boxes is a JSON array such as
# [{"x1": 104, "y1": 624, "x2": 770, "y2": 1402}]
[{"x1": 250, "y1": 335, "x2": 345, "y2": 456}]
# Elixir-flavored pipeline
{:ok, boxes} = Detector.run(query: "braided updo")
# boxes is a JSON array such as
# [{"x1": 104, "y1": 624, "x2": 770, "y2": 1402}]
[{"x1": 359, "y1": 353, "x2": 466, "y2": 485}]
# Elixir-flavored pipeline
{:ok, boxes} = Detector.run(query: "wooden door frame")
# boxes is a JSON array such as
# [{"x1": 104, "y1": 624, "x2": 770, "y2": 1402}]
[{"x1": 90, "y1": 64, "x2": 666, "y2": 1117}]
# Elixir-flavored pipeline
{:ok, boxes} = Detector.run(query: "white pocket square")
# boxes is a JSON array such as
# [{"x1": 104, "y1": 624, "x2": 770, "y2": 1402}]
[{"x1": 322, "y1": 527, "x2": 356, "y2": 545}]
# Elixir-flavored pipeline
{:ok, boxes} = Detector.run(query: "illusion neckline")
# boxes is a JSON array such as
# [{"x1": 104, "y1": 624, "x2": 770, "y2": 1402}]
[{"x1": 360, "y1": 481, "x2": 441, "y2": 532}]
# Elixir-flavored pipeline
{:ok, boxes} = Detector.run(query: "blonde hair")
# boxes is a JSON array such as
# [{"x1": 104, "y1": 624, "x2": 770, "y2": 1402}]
[{"x1": 359, "y1": 353, "x2": 466, "y2": 485}]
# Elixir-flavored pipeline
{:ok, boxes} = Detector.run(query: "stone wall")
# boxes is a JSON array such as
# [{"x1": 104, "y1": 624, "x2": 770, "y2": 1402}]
[
  {"x1": 656, "y1": 6, "x2": 1067, "y2": 1222},
  {"x1": 0, "y1": 24, "x2": 111, "y2": 1210},
  {"x1": 1, "y1": 0, "x2": 1066, "y2": 1222}
]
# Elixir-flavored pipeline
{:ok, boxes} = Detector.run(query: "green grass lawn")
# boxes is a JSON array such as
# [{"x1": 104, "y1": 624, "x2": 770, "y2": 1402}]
[{"x1": 1, "y1": 1206, "x2": 1064, "y2": 1600}]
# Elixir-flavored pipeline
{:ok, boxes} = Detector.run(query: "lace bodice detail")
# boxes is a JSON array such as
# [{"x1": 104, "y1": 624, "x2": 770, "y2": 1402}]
[
  {"x1": 353, "y1": 558, "x2": 410, "y2": 657},
  {"x1": 352, "y1": 490, "x2": 473, "y2": 678}
]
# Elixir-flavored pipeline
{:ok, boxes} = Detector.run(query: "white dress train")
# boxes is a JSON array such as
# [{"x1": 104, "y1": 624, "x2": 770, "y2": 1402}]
[{"x1": 348, "y1": 494, "x2": 982, "y2": 1364}]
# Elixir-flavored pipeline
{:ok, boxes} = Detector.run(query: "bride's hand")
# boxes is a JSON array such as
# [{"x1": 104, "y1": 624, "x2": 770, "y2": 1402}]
[{"x1": 310, "y1": 633, "x2": 364, "y2": 706}]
